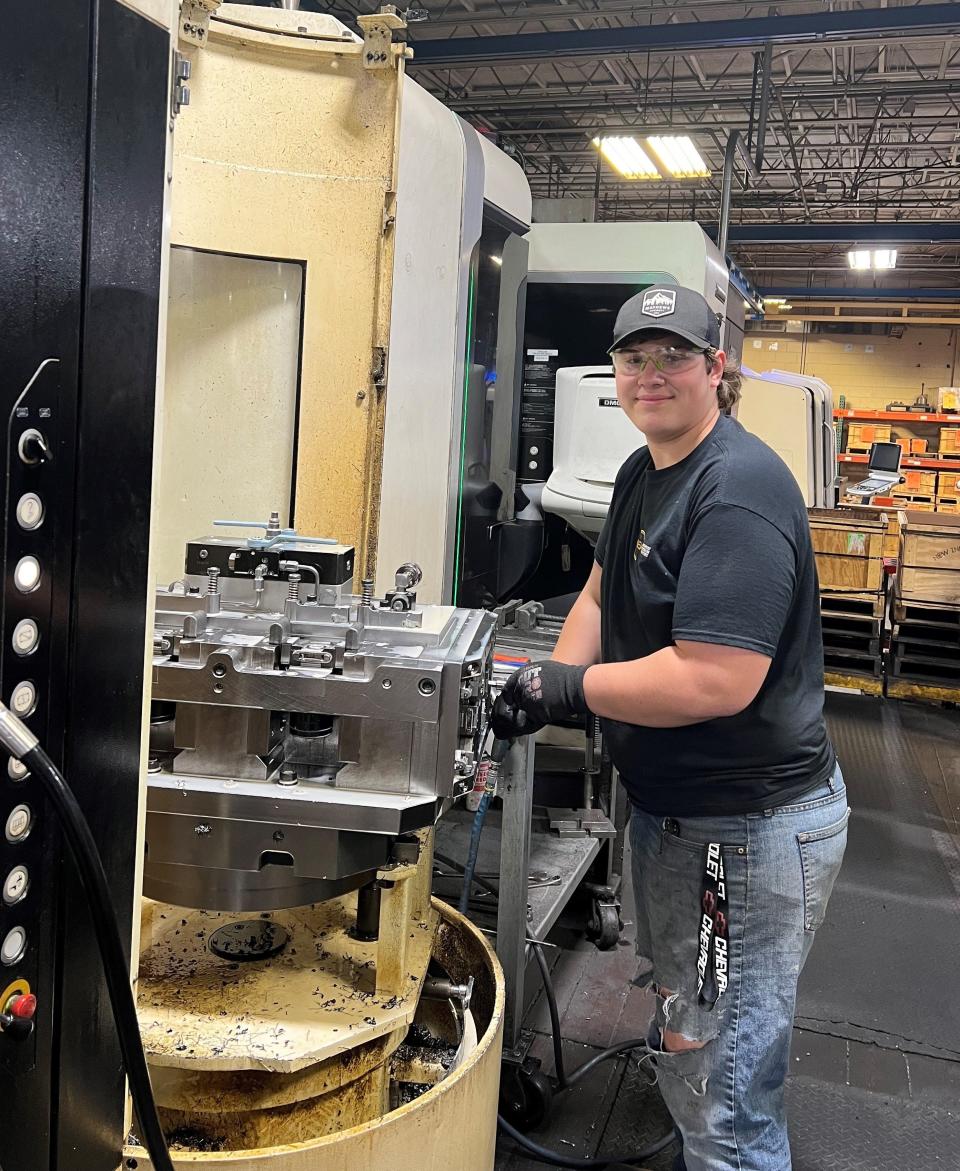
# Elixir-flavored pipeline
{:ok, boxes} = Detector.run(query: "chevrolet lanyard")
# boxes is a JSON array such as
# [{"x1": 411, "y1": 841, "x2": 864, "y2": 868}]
[{"x1": 697, "y1": 842, "x2": 729, "y2": 1009}]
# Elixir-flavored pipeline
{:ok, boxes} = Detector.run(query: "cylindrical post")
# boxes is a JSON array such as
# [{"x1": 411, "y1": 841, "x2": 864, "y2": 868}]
[
  {"x1": 206, "y1": 566, "x2": 221, "y2": 614},
  {"x1": 354, "y1": 881, "x2": 381, "y2": 941}
]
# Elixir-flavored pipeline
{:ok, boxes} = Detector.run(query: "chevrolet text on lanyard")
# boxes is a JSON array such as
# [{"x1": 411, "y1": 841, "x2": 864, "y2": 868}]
[{"x1": 697, "y1": 842, "x2": 729, "y2": 1009}]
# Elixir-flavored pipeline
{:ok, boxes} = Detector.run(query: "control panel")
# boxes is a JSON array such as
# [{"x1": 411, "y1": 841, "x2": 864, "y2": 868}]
[{"x1": 0, "y1": 358, "x2": 61, "y2": 1074}]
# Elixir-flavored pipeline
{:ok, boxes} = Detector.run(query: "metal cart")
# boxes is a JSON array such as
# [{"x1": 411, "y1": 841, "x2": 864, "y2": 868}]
[{"x1": 434, "y1": 601, "x2": 629, "y2": 1055}]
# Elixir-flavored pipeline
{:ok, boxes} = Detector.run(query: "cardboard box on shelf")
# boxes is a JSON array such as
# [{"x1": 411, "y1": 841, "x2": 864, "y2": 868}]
[
  {"x1": 937, "y1": 387, "x2": 960, "y2": 413},
  {"x1": 848, "y1": 423, "x2": 892, "y2": 447}
]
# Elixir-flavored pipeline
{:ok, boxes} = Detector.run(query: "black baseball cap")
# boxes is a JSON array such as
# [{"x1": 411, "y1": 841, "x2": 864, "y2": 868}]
[{"x1": 608, "y1": 284, "x2": 721, "y2": 354}]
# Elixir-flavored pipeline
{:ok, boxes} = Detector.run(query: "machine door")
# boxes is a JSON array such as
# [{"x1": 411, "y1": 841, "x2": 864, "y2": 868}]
[{"x1": 0, "y1": 3, "x2": 168, "y2": 1168}]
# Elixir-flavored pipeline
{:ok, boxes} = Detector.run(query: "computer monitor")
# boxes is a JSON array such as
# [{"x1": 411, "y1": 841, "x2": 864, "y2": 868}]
[{"x1": 868, "y1": 441, "x2": 902, "y2": 474}]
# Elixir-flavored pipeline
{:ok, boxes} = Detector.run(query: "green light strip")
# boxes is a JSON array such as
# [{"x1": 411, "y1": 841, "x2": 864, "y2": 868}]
[{"x1": 452, "y1": 269, "x2": 476, "y2": 605}]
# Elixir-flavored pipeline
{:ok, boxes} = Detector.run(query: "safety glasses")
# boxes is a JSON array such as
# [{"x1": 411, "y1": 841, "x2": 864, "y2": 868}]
[{"x1": 611, "y1": 346, "x2": 706, "y2": 376}]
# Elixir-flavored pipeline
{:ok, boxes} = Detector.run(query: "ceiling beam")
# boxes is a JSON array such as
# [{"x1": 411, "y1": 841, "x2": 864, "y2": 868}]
[
  {"x1": 728, "y1": 224, "x2": 960, "y2": 244},
  {"x1": 408, "y1": 4, "x2": 960, "y2": 67}
]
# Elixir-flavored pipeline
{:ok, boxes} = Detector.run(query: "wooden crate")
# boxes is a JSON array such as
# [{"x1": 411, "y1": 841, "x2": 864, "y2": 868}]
[
  {"x1": 940, "y1": 427, "x2": 960, "y2": 455},
  {"x1": 847, "y1": 423, "x2": 892, "y2": 446},
  {"x1": 936, "y1": 497, "x2": 960, "y2": 515},
  {"x1": 909, "y1": 438, "x2": 929, "y2": 455},
  {"x1": 939, "y1": 472, "x2": 960, "y2": 497},
  {"x1": 835, "y1": 502, "x2": 903, "y2": 558},
  {"x1": 898, "y1": 510, "x2": 960, "y2": 605},
  {"x1": 894, "y1": 470, "x2": 938, "y2": 495},
  {"x1": 809, "y1": 507, "x2": 887, "y2": 592}
]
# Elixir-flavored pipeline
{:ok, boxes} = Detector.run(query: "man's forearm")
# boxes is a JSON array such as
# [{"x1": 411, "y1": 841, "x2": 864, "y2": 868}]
[
  {"x1": 582, "y1": 644, "x2": 756, "y2": 728},
  {"x1": 551, "y1": 590, "x2": 601, "y2": 667}
]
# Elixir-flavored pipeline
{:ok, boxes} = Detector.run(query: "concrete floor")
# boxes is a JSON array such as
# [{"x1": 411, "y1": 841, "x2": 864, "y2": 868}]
[{"x1": 493, "y1": 692, "x2": 960, "y2": 1170}]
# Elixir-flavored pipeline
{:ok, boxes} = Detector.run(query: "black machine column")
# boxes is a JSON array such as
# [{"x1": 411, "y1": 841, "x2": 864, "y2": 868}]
[{"x1": 0, "y1": 3, "x2": 168, "y2": 1168}]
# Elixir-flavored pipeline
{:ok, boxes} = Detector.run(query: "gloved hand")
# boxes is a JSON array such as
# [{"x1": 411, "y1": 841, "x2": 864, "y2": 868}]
[{"x1": 490, "y1": 661, "x2": 589, "y2": 740}]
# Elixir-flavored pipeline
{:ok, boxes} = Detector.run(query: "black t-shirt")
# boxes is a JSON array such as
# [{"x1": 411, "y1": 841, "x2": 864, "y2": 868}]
[{"x1": 594, "y1": 412, "x2": 835, "y2": 816}]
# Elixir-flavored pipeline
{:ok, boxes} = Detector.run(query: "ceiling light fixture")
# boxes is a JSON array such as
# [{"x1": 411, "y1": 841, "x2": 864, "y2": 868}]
[
  {"x1": 847, "y1": 250, "x2": 872, "y2": 270},
  {"x1": 646, "y1": 135, "x2": 711, "y2": 178},
  {"x1": 592, "y1": 136, "x2": 661, "y2": 180},
  {"x1": 847, "y1": 249, "x2": 898, "y2": 270}
]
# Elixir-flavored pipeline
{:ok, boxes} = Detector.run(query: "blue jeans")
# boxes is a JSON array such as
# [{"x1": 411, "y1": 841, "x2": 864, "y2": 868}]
[{"x1": 629, "y1": 765, "x2": 849, "y2": 1171}]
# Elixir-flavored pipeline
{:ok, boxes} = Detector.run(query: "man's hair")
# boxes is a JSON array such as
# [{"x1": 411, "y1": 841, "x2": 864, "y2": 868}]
[{"x1": 705, "y1": 346, "x2": 742, "y2": 412}]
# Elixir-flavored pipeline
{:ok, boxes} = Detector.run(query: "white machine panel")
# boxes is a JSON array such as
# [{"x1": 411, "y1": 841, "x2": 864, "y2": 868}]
[
  {"x1": 737, "y1": 372, "x2": 817, "y2": 505},
  {"x1": 527, "y1": 221, "x2": 729, "y2": 324},
  {"x1": 542, "y1": 367, "x2": 644, "y2": 541}
]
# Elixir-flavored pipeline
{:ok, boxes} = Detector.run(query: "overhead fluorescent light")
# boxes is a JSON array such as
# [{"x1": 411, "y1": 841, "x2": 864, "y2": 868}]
[
  {"x1": 847, "y1": 249, "x2": 898, "y2": 270},
  {"x1": 592, "y1": 136, "x2": 660, "y2": 180},
  {"x1": 646, "y1": 135, "x2": 711, "y2": 178}
]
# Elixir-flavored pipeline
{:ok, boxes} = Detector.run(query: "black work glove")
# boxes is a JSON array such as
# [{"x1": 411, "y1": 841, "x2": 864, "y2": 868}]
[{"x1": 490, "y1": 661, "x2": 590, "y2": 740}]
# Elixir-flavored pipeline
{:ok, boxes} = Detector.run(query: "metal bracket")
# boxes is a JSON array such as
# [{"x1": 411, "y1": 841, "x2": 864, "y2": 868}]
[
  {"x1": 179, "y1": 0, "x2": 220, "y2": 48},
  {"x1": 171, "y1": 50, "x2": 191, "y2": 118},
  {"x1": 545, "y1": 808, "x2": 617, "y2": 840},
  {"x1": 357, "y1": 6, "x2": 407, "y2": 71}
]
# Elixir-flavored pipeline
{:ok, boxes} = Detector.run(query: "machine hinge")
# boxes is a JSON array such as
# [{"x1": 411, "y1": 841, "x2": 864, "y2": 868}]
[
  {"x1": 179, "y1": 0, "x2": 220, "y2": 49},
  {"x1": 357, "y1": 6, "x2": 408, "y2": 71},
  {"x1": 171, "y1": 50, "x2": 192, "y2": 118}
]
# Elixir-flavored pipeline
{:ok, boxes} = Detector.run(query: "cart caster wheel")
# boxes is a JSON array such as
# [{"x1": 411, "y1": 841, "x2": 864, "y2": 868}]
[
  {"x1": 499, "y1": 1058, "x2": 554, "y2": 1131},
  {"x1": 587, "y1": 898, "x2": 622, "y2": 951}
]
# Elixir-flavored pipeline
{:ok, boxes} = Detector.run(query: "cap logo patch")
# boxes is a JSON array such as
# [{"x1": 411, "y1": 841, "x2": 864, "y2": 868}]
[{"x1": 641, "y1": 289, "x2": 676, "y2": 319}]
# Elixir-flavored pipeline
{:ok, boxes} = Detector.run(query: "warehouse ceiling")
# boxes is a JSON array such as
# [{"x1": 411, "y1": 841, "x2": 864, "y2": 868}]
[{"x1": 266, "y1": 1, "x2": 960, "y2": 293}]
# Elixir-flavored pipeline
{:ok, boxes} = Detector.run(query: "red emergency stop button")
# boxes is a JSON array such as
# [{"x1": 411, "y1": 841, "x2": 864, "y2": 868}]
[{"x1": 7, "y1": 993, "x2": 36, "y2": 1020}]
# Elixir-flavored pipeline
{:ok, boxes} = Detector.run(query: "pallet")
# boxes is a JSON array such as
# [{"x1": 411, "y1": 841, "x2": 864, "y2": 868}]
[
  {"x1": 823, "y1": 633, "x2": 882, "y2": 657},
  {"x1": 893, "y1": 598, "x2": 960, "y2": 627},
  {"x1": 890, "y1": 654, "x2": 960, "y2": 687},
  {"x1": 821, "y1": 613, "x2": 882, "y2": 638},
  {"x1": 820, "y1": 589, "x2": 886, "y2": 619},
  {"x1": 823, "y1": 647, "x2": 883, "y2": 679}
]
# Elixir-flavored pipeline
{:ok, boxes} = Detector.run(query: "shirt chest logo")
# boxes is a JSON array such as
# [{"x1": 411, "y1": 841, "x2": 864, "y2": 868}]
[{"x1": 634, "y1": 528, "x2": 651, "y2": 561}]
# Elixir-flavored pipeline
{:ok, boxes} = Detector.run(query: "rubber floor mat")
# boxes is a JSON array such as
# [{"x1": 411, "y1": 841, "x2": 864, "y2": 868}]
[{"x1": 799, "y1": 693, "x2": 960, "y2": 1058}]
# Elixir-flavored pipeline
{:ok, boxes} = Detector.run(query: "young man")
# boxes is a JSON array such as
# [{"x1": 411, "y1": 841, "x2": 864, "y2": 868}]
[{"x1": 492, "y1": 285, "x2": 849, "y2": 1171}]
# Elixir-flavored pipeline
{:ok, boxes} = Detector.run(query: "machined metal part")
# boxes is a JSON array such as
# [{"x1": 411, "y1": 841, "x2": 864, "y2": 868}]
[{"x1": 144, "y1": 524, "x2": 496, "y2": 912}]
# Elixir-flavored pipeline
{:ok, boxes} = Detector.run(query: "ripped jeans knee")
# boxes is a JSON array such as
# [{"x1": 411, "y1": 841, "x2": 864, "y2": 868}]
[{"x1": 647, "y1": 984, "x2": 718, "y2": 1098}]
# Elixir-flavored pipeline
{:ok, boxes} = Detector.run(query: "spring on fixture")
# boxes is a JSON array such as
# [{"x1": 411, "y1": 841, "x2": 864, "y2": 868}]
[{"x1": 361, "y1": 578, "x2": 374, "y2": 608}]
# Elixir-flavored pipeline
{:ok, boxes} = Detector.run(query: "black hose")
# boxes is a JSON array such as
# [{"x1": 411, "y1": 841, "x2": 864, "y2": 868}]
[
  {"x1": 23, "y1": 744, "x2": 174, "y2": 1171},
  {"x1": 459, "y1": 787, "x2": 493, "y2": 914},
  {"x1": 458, "y1": 737, "x2": 510, "y2": 916},
  {"x1": 498, "y1": 1113, "x2": 677, "y2": 1168},
  {"x1": 563, "y1": 1038, "x2": 650, "y2": 1090},
  {"x1": 531, "y1": 941, "x2": 567, "y2": 1088}
]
